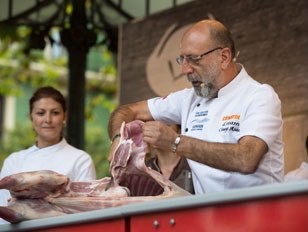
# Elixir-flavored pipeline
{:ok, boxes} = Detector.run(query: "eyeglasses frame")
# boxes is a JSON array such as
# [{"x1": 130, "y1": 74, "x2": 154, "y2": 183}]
[{"x1": 176, "y1": 47, "x2": 223, "y2": 65}]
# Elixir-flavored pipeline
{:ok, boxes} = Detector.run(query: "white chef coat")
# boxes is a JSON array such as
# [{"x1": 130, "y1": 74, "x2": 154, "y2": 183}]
[{"x1": 148, "y1": 64, "x2": 284, "y2": 194}]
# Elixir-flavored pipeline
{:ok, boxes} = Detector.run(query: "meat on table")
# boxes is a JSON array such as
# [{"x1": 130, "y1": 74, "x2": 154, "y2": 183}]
[{"x1": 0, "y1": 120, "x2": 191, "y2": 223}]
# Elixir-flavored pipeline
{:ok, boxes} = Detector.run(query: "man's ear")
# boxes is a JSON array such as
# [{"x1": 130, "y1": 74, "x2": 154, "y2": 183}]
[{"x1": 221, "y1": 47, "x2": 232, "y2": 69}]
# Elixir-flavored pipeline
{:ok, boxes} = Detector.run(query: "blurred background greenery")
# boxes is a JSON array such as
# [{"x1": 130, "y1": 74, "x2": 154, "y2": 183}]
[{"x1": 0, "y1": 25, "x2": 117, "y2": 178}]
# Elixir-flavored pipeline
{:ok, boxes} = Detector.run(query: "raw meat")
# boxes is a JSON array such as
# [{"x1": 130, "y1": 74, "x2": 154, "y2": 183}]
[{"x1": 0, "y1": 120, "x2": 191, "y2": 223}]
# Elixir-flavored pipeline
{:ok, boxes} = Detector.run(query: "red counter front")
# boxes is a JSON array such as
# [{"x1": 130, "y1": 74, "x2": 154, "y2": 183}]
[
  {"x1": 1, "y1": 181, "x2": 308, "y2": 232},
  {"x1": 131, "y1": 193, "x2": 308, "y2": 232}
]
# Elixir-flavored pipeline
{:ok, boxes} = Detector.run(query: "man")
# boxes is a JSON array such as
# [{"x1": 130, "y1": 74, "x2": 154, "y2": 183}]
[{"x1": 108, "y1": 19, "x2": 284, "y2": 194}]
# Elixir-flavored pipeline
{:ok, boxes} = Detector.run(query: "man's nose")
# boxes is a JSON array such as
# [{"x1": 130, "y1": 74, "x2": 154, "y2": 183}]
[{"x1": 181, "y1": 60, "x2": 194, "y2": 75}]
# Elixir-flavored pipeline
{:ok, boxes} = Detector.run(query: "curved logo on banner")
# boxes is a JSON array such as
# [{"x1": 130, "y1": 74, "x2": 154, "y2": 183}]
[{"x1": 146, "y1": 23, "x2": 192, "y2": 96}]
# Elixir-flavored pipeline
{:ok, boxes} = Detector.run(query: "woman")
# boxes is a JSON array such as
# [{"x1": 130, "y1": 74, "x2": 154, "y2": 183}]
[
  {"x1": 145, "y1": 124, "x2": 194, "y2": 194},
  {"x1": 0, "y1": 86, "x2": 96, "y2": 214}
]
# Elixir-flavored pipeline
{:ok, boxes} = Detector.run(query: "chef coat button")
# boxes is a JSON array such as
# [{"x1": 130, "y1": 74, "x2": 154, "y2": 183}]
[
  {"x1": 197, "y1": 103, "x2": 200, "y2": 107},
  {"x1": 185, "y1": 128, "x2": 188, "y2": 132}
]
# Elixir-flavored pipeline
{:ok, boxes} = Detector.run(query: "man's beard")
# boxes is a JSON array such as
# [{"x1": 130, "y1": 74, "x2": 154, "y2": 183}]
[
  {"x1": 187, "y1": 74, "x2": 212, "y2": 98},
  {"x1": 191, "y1": 64, "x2": 220, "y2": 98},
  {"x1": 195, "y1": 83, "x2": 211, "y2": 98},
  {"x1": 194, "y1": 82, "x2": 218, "y2": 98}
]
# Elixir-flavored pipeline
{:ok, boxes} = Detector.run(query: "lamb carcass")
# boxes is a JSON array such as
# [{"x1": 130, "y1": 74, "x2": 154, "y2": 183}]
[{"x1": 0, "y1": 120, "x2": 191, "y2": 223}]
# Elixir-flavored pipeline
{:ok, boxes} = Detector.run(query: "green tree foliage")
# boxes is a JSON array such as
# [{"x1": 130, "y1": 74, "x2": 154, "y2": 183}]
[
  {"x1": 0, "y1": 25, "x2": 118, "y2": 178},
  {"x1": 0, "y1": 123, "x2": 35, "y2": 169}
]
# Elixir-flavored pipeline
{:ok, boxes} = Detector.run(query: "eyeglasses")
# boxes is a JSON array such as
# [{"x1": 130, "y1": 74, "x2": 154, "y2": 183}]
[{"x1": 176, "y1": 47, "x2": 223, "y2": 66}]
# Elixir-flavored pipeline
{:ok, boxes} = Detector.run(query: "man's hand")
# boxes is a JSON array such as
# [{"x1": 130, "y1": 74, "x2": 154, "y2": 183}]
[{"x1": 143, "y1": 121, "x2": 178, "y2": 152}]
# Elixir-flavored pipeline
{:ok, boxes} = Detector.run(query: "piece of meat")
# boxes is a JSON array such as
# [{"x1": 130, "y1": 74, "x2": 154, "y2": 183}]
[
  {"x1": 0, "y1": 120, "x2": 191, "y2": 223},
  {"x1": 0, "y1": 199, "x2": 67, "y2": 223},
  {"x1": 111, "y1": 120, "x2": 189, "y2": 197},
  {"x1": 0, "y1": 170, "x2": 70, "y2": 199}
]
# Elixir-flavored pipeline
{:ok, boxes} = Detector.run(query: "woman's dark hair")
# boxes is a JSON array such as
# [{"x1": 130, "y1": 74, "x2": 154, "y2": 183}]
[{"x1": 29, "y1": 86, "x2": 66, "y2": 113}]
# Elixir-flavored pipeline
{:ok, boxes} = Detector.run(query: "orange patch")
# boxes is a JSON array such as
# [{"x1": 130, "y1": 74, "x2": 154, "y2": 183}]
[{"x1": 222, "y1": 114, "x2": 240, "y2": 121}]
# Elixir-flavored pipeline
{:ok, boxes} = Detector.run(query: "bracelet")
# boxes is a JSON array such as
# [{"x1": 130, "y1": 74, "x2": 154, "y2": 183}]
[
  {"x1": 110, "y1": 133, "x2": 121, "y2": 144},
  {"x1": 172, "y1": 135, "x2": 181, "y2": 153}
]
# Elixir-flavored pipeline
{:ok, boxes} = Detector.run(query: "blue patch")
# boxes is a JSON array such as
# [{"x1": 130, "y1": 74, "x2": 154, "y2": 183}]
[
  {"x1": 195, "y1": 111, "x2": 208, "y2": 117},
  {"x1": 191, "y1": 117, "x2": 209, "y2": 124},
  {"x1": 191, "y1": 124, "x2": 204, "y2": 131}
]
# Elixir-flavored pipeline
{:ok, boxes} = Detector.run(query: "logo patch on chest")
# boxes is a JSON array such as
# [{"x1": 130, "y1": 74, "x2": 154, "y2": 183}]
[
  {"x1": 219, "y1": 114, "x2": 240, "y2": 132},
  {"x1": 190, "y1": 110, "x2": 209, "y2": 131}
]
